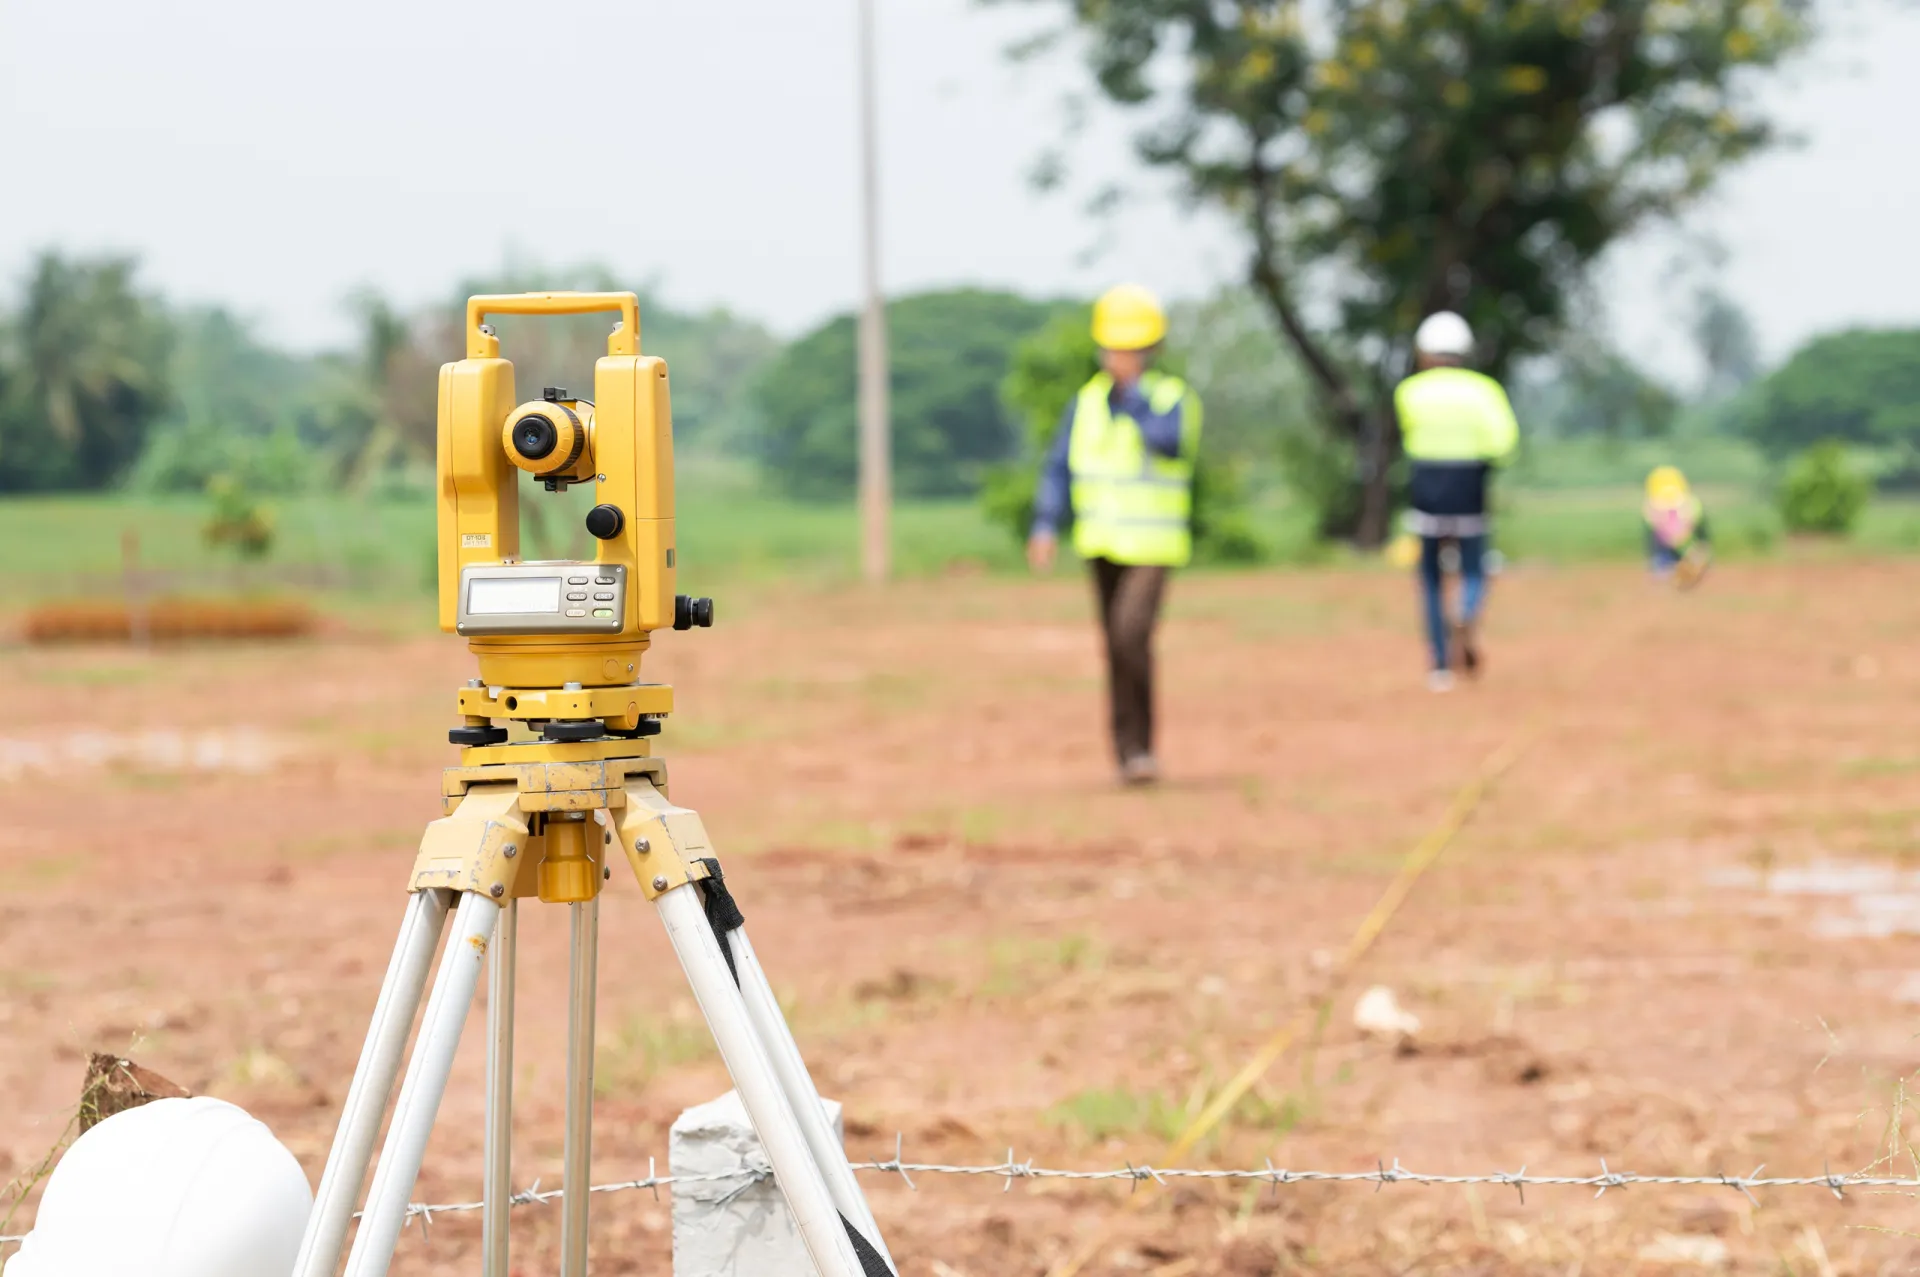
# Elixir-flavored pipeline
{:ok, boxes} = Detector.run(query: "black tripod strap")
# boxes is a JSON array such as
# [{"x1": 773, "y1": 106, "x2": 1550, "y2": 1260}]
[
  {"x1": 842, "y1": 1213, "x2": 897, "y2": 1277},
  {"x1": 697, "y1": 857, "x2": 745, "y2": 985}
]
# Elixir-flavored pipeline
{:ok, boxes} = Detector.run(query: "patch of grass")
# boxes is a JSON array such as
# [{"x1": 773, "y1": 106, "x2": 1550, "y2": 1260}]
[
  {"x1": 977, "y1": 932, "x2": 1106, "y2": 1000},
  {"x1": 1044, "y1": 1080, "x2": 1307, "y2": 1147},
  {"x1": 596, "y1": 1002, "x2": 716, "y2": 1096}
]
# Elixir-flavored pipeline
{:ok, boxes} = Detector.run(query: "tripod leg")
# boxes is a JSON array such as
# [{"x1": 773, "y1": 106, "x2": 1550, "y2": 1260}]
[
  {"x1": 656, "y1": 884, "x2": 871, "y2": 1277},
  {"x1": 293, "y1": 888, "x2": 451, "y2": 1277},
  {"x1": 728, "y1": 925, "x2": 894, "y2": 1269},
  {"x1": 343, "y1": 892, "x2": 502, "y2": 1277},
  {"x1": 483, "y1": 898, "x2": 518, "y2": 1277},
  {"x1": 561, "y1": 896, "x2": 599, "y2": 1277}
]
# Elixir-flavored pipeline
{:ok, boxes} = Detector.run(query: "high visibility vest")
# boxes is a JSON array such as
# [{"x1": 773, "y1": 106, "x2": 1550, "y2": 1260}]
[
  {"x1": 1068, "y1": 371, "x2": 1201, "y2": 567},
  {"x1": 1394, "y1": 367, "x2": 1518, "y2": 463}
]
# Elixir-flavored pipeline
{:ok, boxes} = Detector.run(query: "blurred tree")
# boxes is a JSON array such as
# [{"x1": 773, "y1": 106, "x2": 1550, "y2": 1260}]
[
  {"x1": 0, "y1": 252, "x2": 172, "y2": 491},
  {"x1": 1691, "y1": 284, "x2": 1763, "y2": 402},
  {"x1": 1778, "y1": 439, "x2": 1869, "y2": 534},
  {"x1": 1745, "y1": 329, "x2": 1920, "y2": 462},
  {"x1": 131, "y1": 307, "x2": 334, "y2": 494},
  {"x1": 1013, "y1": 0, "x2": 1815, "y2": 543},
  {"x1": 1516, "y1": 342, "x2": 1679, "y2": 439},
  {"x1": 753, "y1": 289, "x2": 1071, "y2": 499}
]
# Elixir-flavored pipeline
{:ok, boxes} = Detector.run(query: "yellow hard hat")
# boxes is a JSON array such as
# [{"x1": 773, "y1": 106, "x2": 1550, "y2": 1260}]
[
  {"x1": 1091, "y1": 283, "x2": 1167, "y2": 351},
  {"x1": 1646, "y1": 465, "x2": 1688, "y2": 501}
]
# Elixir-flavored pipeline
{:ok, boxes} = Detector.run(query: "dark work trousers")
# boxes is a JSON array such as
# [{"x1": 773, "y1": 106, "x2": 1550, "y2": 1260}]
[{"x1": 1089, "y1": 557, "x2": 1170, "y2": 765}]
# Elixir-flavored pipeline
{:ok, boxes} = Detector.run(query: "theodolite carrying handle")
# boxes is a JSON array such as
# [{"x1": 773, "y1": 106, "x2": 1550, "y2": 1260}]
[{"x1": 466, "y1": 292, "x2": 641, "y2": 359}]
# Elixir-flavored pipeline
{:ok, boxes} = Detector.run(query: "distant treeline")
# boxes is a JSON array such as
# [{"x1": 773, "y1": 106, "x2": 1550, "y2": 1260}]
[{"x1": 1, "y1": 251, "x2": 1916, "y2": 521}]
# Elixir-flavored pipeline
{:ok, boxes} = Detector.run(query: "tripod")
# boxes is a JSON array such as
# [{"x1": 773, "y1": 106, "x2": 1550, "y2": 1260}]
[{"x1": 289, "y1": 738, "x2": 897, "y2": 1277}]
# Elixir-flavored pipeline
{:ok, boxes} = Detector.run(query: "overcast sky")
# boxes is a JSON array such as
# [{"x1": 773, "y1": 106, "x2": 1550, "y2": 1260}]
[{"x1": 3, "y1": 0, "x2": 1916, "y2": 376}]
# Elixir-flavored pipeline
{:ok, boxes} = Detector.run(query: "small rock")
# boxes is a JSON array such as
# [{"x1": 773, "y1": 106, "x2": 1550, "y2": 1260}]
[{"x1": 1353, "y1": 986, "x2": 1420, "y2": 1040}]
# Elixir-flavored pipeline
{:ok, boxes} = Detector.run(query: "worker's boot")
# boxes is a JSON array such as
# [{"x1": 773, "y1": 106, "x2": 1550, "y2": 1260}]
[{"x1": 1451, "y1": 618, "x2": 1481, "y2": 679}]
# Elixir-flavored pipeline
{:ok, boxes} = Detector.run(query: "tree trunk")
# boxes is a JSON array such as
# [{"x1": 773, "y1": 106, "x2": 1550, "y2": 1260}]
[{"x1": 1354, "y1": 406, "x2": 1400, "y2": 550}]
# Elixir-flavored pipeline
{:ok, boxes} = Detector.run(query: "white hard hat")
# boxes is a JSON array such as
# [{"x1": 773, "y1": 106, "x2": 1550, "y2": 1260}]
[
  {"x1": 6, "y1": 1097, "x2": 312, "y2": 1277},
  {"x1": 1414, "y1": 311, "x2": 1475, "y2": 357}
]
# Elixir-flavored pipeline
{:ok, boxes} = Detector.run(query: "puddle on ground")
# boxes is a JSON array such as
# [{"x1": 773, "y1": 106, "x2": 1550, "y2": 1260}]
[
  {"x1": 1710, "y1": 861, "x2": 1920, "y2": 940},
  {"x1": 0, "y1": 728, "x2": 291, "y2": 783}
]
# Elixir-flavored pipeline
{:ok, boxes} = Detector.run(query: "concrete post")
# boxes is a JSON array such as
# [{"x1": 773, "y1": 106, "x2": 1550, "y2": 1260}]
[{"x1": 670, "y1": 1090, "x2": 844, "y2": 1277}]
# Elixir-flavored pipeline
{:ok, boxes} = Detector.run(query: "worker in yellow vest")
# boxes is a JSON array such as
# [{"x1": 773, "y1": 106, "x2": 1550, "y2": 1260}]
[
  {"x1": 1027, "y1": 284, "x2": 1204, "y2": 786},
  {"x1": 1394, "y1": 311, "x2": 1519, "y2": 691}
]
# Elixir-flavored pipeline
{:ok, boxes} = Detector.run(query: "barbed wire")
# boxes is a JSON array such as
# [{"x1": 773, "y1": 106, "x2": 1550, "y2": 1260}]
[{"x1": 12, "y1": 1144, "x2": 1907, "y2": 1249}]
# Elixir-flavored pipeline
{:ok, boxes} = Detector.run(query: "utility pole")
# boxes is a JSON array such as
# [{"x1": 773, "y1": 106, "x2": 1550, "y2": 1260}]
[{"x1": 855, "y1": 0, "x2": 891, "y2": 584}]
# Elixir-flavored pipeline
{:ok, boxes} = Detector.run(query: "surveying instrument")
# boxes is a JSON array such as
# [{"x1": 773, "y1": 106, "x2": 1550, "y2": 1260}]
[{"x1": 291, "y1": 293, "x2": 897, "y2": 1277}]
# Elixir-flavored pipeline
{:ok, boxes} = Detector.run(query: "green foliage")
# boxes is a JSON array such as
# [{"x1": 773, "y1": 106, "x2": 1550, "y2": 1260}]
[
  {"x1": 1025, "y1": 0, "x2": 1816, "y2": 541},
  {"x1": 1517, "y1": 345, "x2": 1680, "y2": 440},
  {"x1": 202, "y1": 474, "x2": 275, "y2": 558},
  {"x1": 752, "y1": 289, "x2": 1069, "y2": 500},
  {"x1": 0, "y1": 253, "x2": 174, "y2": 491},
  {"x1": 1746, "y1": 330, "x2": 1920, "y2": 486},
  {"x1": 1779, "y1": 441, "x2": 1869, "y2": 536}
]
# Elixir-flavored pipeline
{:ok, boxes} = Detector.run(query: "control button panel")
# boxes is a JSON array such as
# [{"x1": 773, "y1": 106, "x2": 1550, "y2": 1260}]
[{"x1": 457, "y1": 563, "x2": 628, "y2": 636}]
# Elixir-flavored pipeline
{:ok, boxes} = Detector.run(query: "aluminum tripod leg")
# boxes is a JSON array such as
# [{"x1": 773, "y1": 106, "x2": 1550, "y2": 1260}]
[
  {"x1": 657, "y1": 885, "x2": 871, "y2": 1277},
  {"x1": 343, "y1": 892, "x2": 502, "y2": 1277},
  {"x1": 728, "y1": 925, "x2": 894, "y2": 1269},
  {"x1": 483, "y1": 898, "x2": 517, "y2": 1277},
  {"x1": 561, "y1": 896, "x2": 599, "y2": 1277},
  {"x1": 292, "y1": 889, "x2": 451, "y2": 1277}
]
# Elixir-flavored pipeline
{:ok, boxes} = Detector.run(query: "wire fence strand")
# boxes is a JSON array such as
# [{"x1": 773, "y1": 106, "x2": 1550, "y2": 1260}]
[{"x1": 13, "y1": 1148, "x2": 1906, "y2": 1248}]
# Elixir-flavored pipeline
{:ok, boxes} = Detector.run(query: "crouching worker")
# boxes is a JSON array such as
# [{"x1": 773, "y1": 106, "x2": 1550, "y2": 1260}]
[{"x1": 1644, "y1": 465, "x2": 1712, "y2": 587}]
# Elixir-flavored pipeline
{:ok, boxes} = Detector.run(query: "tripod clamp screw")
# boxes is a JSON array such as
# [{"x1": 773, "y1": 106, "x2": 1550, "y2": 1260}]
[
  {"x1": 503, "y1": 844, "x2": 517, "y2": 858},
  {"x1": 635, "y1": 838, "x2": 651, "y2": 853},
  {"x1": 490, "y1": 883, "x2": 506, "y2": 898},
  {"x1": 652, "y1": 875, "x2": 669, "y2": 892}
]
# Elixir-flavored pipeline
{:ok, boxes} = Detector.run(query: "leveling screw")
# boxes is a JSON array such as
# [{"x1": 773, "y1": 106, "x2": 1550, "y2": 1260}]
[{"x1": 652, "y1": 876, "x2": 669, "y2": 892}]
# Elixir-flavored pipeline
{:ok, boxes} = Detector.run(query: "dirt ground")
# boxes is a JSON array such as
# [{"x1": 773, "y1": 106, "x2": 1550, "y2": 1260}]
[{"x1": 7, "y1": 556, "x2": 1920, "y2": 1275}]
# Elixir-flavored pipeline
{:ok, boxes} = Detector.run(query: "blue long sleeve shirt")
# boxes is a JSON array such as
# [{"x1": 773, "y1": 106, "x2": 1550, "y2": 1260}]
[{"x1": 1031, "y1": 379, "x2": 1188, "y2": 536}]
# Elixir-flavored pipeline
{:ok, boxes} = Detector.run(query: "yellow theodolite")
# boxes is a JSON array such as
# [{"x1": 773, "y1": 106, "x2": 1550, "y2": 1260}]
[{"x1": 292, "y1": 293, "x2": 896, "y2": 1277}]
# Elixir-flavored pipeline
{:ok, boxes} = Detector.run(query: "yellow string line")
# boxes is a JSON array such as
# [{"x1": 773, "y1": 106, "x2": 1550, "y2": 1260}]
[{"x1": 1046, "y1": 727, "x2": 1536, "y2": 1277}]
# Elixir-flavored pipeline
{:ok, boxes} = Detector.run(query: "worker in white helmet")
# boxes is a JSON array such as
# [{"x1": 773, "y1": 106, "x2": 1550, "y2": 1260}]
[
  {"x1": 5, "y1": 1096, "x2": 312, "y2": 1277},
  {"x1": 1394, "y1": 312, "x2": 1519, "y2": 691}
]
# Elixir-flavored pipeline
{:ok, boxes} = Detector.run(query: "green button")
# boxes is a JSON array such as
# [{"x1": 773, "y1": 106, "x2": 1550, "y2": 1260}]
[{"x1": 592, "y1": 608, "x2": 615, "y2": 619}]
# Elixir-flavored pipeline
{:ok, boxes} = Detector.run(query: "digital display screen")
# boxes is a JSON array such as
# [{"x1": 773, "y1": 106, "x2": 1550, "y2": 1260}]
[{"x1": 467, "y1": 576, "x2": 563, "y2": 615}]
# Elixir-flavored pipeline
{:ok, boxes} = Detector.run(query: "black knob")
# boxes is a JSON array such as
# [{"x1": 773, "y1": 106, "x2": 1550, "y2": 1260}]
[
  {"x1": 542, "y1": 386, "x2": 569, "y2": 402},
  {"x1": 513, "y1": 413, "x2": 558, "y2": 460},
  {"x1": 674, "y1": 595, "x2": 714, "y2": 631},
  {"x1": 542, "y1": 720, "x2": 604, "y2": 742},
  {"x1": 449, "y1": 724, "x2": 509, "y2": 746},
  {"x1": 585, "y1": 504, "x2": 625, "y2": 540}
]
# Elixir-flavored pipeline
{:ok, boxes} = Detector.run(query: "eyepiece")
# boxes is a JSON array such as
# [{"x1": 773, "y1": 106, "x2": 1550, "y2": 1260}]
[
  {"x1": 513, "y1": 414, "x2": 559, "y2": 461},
  {"x1": 502, "y1": 400, "x2": 588, "y2": 476}
]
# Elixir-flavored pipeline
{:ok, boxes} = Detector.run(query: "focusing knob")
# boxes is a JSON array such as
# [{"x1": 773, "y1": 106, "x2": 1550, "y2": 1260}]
[
  {"x1": 674, "y1": 595, "x2": 715, "y2": 631},
  {"x1": 585, "y1": 504, "x2": 625, "y2": 540}
]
